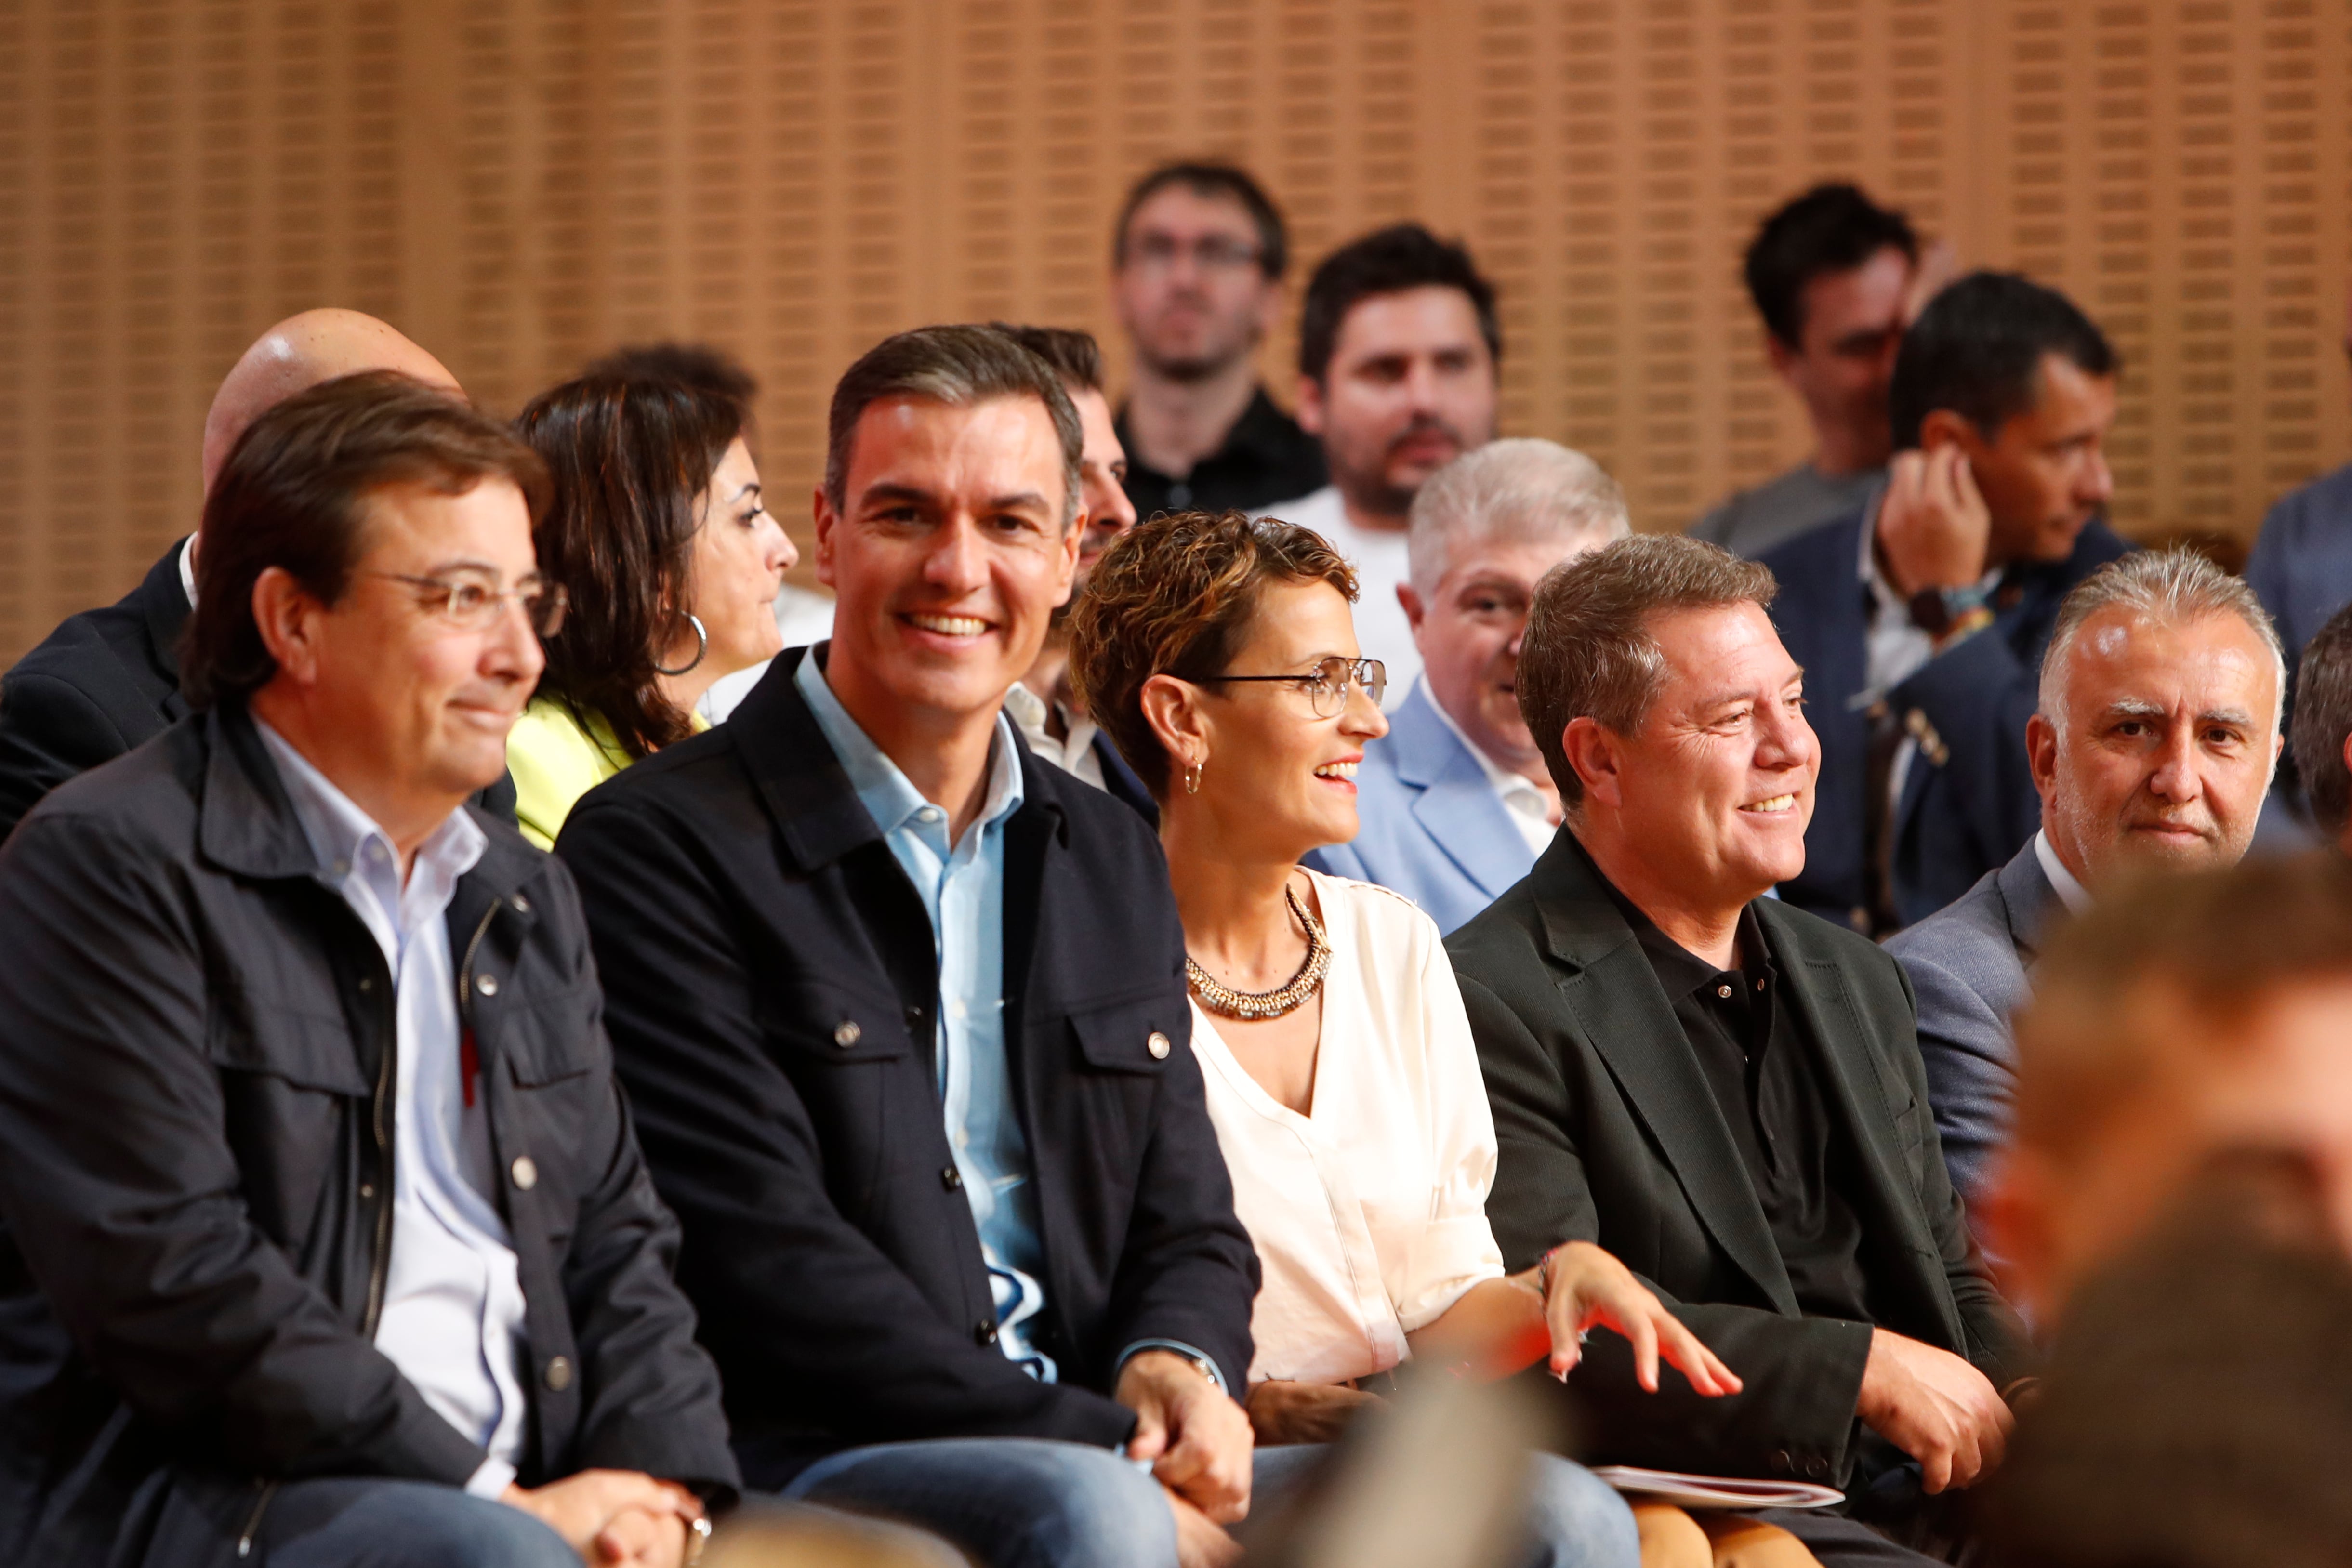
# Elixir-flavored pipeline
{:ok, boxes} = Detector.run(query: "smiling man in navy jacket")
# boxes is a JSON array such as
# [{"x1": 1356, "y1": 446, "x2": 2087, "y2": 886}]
[
  {"x1": 1760, "y1": 273, "x2": 2131, "y2": 933},
  {"x1": 558, "y1": 326, "x2": 1260, "y2": 1568}
]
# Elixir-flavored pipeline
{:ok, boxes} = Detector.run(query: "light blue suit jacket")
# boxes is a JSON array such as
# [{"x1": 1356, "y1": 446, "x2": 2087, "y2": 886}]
[
  {"x1": 1883, "y1": 841, "x2": 2065, "y2": 1213},
  {"x1": 1304, "y1": 683, "x2": 1543, "y2": 935}
]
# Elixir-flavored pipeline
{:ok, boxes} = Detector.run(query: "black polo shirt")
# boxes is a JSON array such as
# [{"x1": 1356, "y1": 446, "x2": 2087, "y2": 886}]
[
  {"x1": 1588, "y1": 854, "x2": 1877, "y2": 1325},
  {"x1": 1116, "y1": 385, "x2": 1327, "y2": 519}
]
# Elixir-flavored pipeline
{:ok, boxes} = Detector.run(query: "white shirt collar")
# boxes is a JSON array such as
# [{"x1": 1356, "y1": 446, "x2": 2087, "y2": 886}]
[
  {"x1": 178, "y1": 535, "x2": 198, "y2": 608},
  {"x1": 252, "y1": 716, "x2": 486, "y2": 896},
  {"x1": 2032, "y1": 828, "x2": 2093, "y2": 915},
  {"x1": 1419, "y1": 677, "x2": 1541, "y2": 800}
]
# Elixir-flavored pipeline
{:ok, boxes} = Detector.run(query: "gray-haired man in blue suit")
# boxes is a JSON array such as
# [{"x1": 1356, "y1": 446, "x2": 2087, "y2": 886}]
[
  {"x1": 1888, "y1": 550, "x2": 2283, "y2": 1217},
  {"x1": 1308, "y1": 440, "x2": 1628, "y2": 933}
]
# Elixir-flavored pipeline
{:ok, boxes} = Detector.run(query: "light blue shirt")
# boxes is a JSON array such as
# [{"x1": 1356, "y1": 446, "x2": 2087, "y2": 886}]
[
  {"x1": 794, "y1": 653, "x2": 1058, "y2": 1380},
  {"x1": 253, "y1": 720, "x2": 526, "y2": 1497}
]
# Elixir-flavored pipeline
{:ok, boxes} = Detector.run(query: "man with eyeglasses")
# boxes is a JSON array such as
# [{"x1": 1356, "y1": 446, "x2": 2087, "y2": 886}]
[
  {"x1": 1110, "y1": 163, "x2": 1327, "y2": 522},
  {"x1": 0, "y1": 372, "x2": 739, "y2": 1568},
  {"x1": 0, "y1": 307, "x2": 521, "y2": 844}
]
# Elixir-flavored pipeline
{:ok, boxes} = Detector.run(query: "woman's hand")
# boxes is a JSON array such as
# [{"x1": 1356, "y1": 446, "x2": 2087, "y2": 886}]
[
  {"x1": 1244, "y1": 1378, "x2": 1380, "y2": 1445},
  {"x1": 1534, "y1": 1241, "x2": 1743, "y2": 1397}
]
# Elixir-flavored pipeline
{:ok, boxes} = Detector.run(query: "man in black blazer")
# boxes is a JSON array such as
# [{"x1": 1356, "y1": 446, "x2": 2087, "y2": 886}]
[
  {"x1": 1759, "y1": 273, "x2": 2129, "y2": 933},
  {"x1": 1450, "y1": 535, "x2": 2032, "y2": 1567},
  {"x1": 0, "y1": 308, "x2": 513, "y2": 843},
  {"x1": 559, "y1": 326, "x2": 1259, "y2": 1568}
]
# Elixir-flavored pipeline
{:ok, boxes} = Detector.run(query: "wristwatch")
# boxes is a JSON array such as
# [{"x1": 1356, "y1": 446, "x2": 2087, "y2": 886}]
[{"x1": 1905, "y1": 583, "x2": 1991, "y2": 638}]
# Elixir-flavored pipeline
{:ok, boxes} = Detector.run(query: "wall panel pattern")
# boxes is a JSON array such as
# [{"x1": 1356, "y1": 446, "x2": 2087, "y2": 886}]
[{"x1": 5, "y1": 0, "x2": 2350, "y2": 661}]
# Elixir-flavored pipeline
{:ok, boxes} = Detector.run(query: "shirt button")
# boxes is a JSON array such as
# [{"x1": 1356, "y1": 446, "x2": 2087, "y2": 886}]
[
  {"x1": 974, "y1": 1320, "x2": 999, "y2": 1345},
  {"x1": 833, "y1": 1020, "x2": 862, "y2": 1049},
  {"x1": 511, "y1": 1155, "x2": 538, "y2": 1190},
  {"x1": 917, "y1": 805, "x2": 943, "y2": 824},
  {"x1": 941, "y1": 1165, "x2": 963, "y2": 1191},
  {"x1": 511, "y1": 894, "x2": 531, "y2": 914},
  {"x1": 476, "y1": 973, "x2": 499, "y2": 997},
  {"x1": 543, "y1": 1355, "x2": 573, "y2": 1392},
  {"x1": 1169, "y1": 482, "x2": 1193, "y2": 508},
  {"x1": 359, "y1": 1182, "x2": 376, "y2": 1200},
  {"x1": 357, "y1": 976, "x2": 374, "y2": 994},
  {"x1": 1716, "y1": 983, "x2": 1733, "y2": 999},
  {"x1": 1146, "y1": 1031, "x2": 1171, "y2": 1060}
]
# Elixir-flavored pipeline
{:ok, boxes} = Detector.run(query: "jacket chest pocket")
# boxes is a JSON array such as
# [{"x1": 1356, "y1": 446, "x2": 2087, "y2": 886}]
[
  {"x1": 205, "y1": 1001, "x2": 370, "y2": 1252},
  {"x1": 754, "y1": 979, "x2": 921, "y2": 1219},
  {"x1": 1065, "y1": 998, "x2": 1182, "y2": 1077},
  {"x1": 492, "y1": 985, "x2": 604, "y2": 1238}
]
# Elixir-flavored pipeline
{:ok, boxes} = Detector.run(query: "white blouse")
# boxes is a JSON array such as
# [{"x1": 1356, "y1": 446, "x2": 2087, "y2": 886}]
[{"x1": 1190, "y1": 870, "x2": 1507, "y2": 1385}]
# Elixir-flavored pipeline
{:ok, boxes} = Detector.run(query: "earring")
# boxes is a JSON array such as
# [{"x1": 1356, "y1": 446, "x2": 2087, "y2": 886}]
[
  {"x1": 1184, "y1": 758, "x2": 1202, "y2": 795},
  {"x1": 653, "y1": 611, "x2": 709, "y2": 677}
]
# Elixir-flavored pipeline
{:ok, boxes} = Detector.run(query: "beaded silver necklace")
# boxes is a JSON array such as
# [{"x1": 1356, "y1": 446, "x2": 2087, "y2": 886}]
[{"x1": 1187, "y1": 883, "x2": 1331, "y2": 1021}]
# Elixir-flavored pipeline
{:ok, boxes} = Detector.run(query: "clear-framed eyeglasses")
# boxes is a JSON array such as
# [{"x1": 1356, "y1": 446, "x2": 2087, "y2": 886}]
[
  {"x1": 366, "y1": 569, "x2": 569, "y2": 638},
  {"x1": 1126, "y1": 233, "x2": 1266, "y2": 276},
  {"x1": 1196, "y1": 656, "x2": 1386, "y2": 718}
]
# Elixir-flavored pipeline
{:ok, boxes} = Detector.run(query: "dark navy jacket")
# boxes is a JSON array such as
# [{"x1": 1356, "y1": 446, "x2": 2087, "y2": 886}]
[
  {"x1": 1761, "y1": 511, "x2": 2130, "y2": 930},
  {"x1": 0, "y1": 708, "x2": 735, "y2": 1567},
  {"x1": 2245, "y1": 461, "x2": 2352, "y2": 814},
  {"x1": 556, "y1": 647, "x2": 1255, "y2": 1489}
]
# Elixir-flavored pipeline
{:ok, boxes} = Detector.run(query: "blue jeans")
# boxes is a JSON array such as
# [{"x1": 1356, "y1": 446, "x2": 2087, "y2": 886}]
[
  {"x1": 786, "y1": 1437, "x2": 1176, "y2": 1568},
  {"x1": 1252, "y1": 1444, "x2": 1639, "y2": 1568},
  {"x1": 256, "y1": 1477, "x2": 577, "y2": 1568},
  {"x1": 788, "y1": 1439, "x2": 1638, "y2": 1568}
]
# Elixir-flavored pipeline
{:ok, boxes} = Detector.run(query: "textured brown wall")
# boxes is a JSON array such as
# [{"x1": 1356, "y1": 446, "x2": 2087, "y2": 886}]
[{"x1": 6, "y1": 0, "x2": 2349, "y2": 662}]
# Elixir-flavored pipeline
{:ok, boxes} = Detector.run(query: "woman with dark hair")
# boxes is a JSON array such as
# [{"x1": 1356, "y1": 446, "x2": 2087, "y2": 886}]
[
  {"x1": 506, "y1": 374, "x2": 794, "y2": 847},
  {"x1": 1070, "y1": 511, "x2": 1820, "y2": 1568}
]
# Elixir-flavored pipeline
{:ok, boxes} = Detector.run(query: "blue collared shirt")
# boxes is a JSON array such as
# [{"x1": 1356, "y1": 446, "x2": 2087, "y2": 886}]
[
  {"x1": 253, "y1": 720, "x2": 527, "y2": 1496},
  {"x1": 795, "y1": 653, "x2": 1059, "y2": 1380}
]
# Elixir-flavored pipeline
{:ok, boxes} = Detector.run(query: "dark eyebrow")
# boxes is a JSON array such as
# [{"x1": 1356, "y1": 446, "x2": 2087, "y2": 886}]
[
  {"x1": 734, "y1": 480, "x2": 762, "y2": 501},
  {"x1": 987, "y1": 491, "x2": 1055, "y2": 514},
  {"x1": 858, "y1": 482, "x2": 939, "y2": 509}
]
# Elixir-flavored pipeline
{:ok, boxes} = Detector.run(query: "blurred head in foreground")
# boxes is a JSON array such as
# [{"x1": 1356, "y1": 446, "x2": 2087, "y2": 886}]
[
  {"x1": 1982, "y1": 852, "x2": 2352, "y2": 1322},
  {"x1": 1980, "y1": 1151, "x2": 2352, "y2": 1568}
]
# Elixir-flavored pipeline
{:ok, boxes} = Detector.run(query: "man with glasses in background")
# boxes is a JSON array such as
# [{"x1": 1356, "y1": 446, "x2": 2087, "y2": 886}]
[{"x1": 1110, "y1": 162, "x2": 1326, "y2": 520}]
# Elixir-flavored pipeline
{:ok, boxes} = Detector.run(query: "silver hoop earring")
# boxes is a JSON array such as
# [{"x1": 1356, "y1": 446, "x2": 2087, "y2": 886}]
[
  {"x1": 1183, "y1": 759, "x2": 1202, "y2": 795},
  {"x1": 654, "y1": 612, "x2": 708, "y2": 678},
  {"x1": 654, "y1": 611, "x2": 705, "y2": 677}
]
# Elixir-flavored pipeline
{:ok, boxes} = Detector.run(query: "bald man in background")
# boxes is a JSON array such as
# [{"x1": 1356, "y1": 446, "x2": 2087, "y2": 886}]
[{"x1": 0, "y1": 309, "x2": 478, "y2": 842}]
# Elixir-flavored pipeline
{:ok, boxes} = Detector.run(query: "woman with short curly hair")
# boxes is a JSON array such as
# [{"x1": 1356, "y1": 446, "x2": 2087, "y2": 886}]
[{"x1": 1071, "y1": 511, "x2": 1808, "y2": 1568}]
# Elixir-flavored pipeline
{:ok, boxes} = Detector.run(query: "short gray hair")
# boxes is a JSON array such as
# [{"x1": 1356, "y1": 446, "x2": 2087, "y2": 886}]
[
  {"x1": 823, "y1": 324, "x2": 1084, "y2": 526},
  {"x1": 1518, "y1": 534, "x2": 1778, "y2": 808},
  {"x1": 2039, "y1": 550, "x2": 2286, "y2": 732},
  {"x1": 1406, "y1": 439, "x2": 1631, "y2": 595}
]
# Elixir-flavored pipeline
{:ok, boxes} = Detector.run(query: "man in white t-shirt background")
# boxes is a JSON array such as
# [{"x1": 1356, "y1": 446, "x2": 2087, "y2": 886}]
[
  {"x1": 1259, "y1": 223, "x2": 1502, "y2": 699},
  {"x1": 1308, "y1": 440, "x2": 1629, "y2": 933}
]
